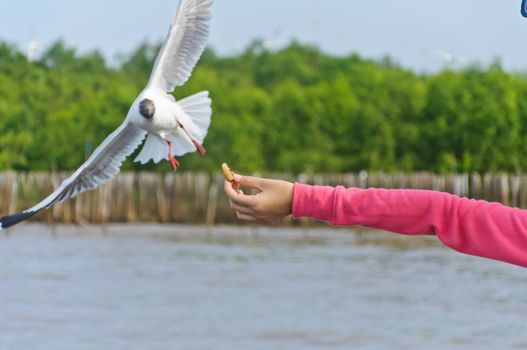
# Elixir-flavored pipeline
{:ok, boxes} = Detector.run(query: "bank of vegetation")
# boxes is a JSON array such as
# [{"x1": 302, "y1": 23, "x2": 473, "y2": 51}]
[{"x1": 1, "y1": 40, "x2": 527, "y2": 174}]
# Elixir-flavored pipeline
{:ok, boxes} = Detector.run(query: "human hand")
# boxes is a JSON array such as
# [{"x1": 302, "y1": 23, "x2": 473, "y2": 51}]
[{"x1": 223, "y1": 175, "x2": 294, "y2": 223}]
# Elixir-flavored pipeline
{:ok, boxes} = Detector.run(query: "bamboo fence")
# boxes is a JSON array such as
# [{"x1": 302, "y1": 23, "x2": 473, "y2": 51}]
[{"x1": 0, "y1": 171, "x2": 526, "y2": 225}]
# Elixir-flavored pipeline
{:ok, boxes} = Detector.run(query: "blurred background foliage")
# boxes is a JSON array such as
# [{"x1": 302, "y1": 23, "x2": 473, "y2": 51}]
[{"x1": 1, "y1": 40, "x2": 526, "y2": 174}]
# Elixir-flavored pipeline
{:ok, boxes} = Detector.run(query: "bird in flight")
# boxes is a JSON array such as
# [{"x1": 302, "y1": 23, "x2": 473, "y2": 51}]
[{"x1": 0, "y1": 0, "x2": 213, "y2": 230}]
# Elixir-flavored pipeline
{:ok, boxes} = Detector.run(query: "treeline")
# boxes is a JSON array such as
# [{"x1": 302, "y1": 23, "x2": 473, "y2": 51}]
[{"x1": 1, "y1": 40, "x2": 527, "y2": 174}]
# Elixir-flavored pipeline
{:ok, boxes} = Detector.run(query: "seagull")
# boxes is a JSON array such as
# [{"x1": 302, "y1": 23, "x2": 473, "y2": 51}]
[
  {"x1": 0, "y1": 0, "x2": 213, "y2": 231},
  {"x1": 427, "y1": 48, "x2": 468, "y2": 66}
]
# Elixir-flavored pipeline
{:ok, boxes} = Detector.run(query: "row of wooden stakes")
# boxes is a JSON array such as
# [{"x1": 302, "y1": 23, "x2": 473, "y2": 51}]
[{"x1": 0, "y1": 171, "x2": 524, "y2": 225}]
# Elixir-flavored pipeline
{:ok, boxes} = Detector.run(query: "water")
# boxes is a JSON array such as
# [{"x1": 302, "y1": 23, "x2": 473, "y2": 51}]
[{"x1": 0, "y1": 224, "x2": 526, "y2": 350}]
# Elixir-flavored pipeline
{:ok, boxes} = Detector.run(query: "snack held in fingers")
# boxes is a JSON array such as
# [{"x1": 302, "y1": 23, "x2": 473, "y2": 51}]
[
  {"x1": 223, "y1": 174, "x2": 295, "y2": 224},
  {"x1": 222, "y1": 163, "x2": 236, "y2": 183}
]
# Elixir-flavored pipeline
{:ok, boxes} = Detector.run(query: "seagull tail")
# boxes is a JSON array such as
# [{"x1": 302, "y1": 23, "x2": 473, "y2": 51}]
[
  {"x1": 0, "y1": 210, "x2": 38, "y2": 231},
  {"x1": 178, "y1": 90, "x2": 212, "y2": 144}
]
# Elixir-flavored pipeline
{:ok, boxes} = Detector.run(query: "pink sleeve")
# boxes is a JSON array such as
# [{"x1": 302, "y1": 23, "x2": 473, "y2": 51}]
[{"x1": 292, "y1": 183, "x2": 527, "y2": 268}]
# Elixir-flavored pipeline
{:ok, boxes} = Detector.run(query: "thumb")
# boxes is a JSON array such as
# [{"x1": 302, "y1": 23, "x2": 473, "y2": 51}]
[{"x1": 235, "y1": 174, "x2": 264, "y2": 191}]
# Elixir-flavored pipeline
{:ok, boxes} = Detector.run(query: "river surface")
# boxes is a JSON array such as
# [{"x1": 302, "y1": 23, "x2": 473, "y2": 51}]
[{"x1": 0, "y1": 224, "x2": 526, "y2": 350}]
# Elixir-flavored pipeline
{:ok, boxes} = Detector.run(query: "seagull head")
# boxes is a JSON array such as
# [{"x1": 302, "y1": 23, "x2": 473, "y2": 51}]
[{"x1": 139, "y1": 99, "x2": 155, "y2": 120}]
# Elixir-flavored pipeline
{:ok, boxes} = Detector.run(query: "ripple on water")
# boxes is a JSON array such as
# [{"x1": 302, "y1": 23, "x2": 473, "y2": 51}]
[{"x1": 0, "y1": 224, "x2": 526, "y2": 350}]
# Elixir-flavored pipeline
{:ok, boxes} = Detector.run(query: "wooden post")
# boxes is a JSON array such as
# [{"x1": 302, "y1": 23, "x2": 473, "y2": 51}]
[{"x1": 206, "y1": 175, "x2": 221, "y2": 226}]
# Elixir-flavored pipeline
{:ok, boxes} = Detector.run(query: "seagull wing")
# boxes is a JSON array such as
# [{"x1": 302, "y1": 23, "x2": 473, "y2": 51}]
[
  {"x1": 0, "y1": 121, "x2": 147, "y2": 230},
  {"x1": 146, "y1": 0, "x2": 212, "y2": 93}
]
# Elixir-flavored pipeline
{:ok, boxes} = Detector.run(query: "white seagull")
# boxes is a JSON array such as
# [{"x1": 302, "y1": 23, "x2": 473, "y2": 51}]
[{"x1": 0, "y1": 0, "x2": 213, "y2": 230}]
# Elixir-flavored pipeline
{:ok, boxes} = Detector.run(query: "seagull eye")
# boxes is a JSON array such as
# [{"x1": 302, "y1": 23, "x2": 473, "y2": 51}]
[{"x1": 139, "y1": 99, "x2": 155, "y2": 120}]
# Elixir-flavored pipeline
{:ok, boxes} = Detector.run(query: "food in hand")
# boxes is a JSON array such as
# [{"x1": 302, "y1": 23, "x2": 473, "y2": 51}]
[{"x1": 222, "y1": 163, "x2": 236, "y2": 182}]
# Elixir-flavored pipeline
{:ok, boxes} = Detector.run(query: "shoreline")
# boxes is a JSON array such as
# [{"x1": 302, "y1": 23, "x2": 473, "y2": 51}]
[{"x1": 1, "y1": 223, "x2": 443, "y2": 249}]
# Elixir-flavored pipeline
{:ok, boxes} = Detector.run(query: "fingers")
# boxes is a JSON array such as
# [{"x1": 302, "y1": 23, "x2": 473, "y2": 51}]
[
  {"x1": 234, "y1": 211, "x2": 275, "y2": 224},
  {"x1": 223, "y1": 180, "x2": 239, "y2": 198},
  {"x1": 223, "y1": 172, "x2": 293, "y2": 224},
  {"x1": 223, "y1": 180, "x2": 241, "y2": 198},
  {"x1": 235, "y1": 175, "x2": 264, "y2": 191},
  {"x1": 230, "y1": 202, "x2": 255, "y2": 215},
  {"x1": 235, "y1": 212, "x2": 256, "y2": 222},
  {"x1": 223, "y1": 180, "x2": 259, "y2": 208}
]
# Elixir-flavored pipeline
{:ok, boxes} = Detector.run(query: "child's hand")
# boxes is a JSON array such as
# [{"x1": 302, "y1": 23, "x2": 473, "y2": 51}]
[{"x1": 223, "y1": 175, "x2": 294, "y2": 223}]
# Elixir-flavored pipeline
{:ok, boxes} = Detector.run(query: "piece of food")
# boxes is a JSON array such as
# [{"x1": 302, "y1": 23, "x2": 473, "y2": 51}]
[{"x1": 222, "y1": 163, "x2": 235, "y2": 182}]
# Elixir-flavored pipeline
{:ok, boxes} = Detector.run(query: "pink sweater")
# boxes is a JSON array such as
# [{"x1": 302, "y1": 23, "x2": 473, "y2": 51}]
[{"x1": 292, "y1": 184, "x2": 527, "y2": 268}]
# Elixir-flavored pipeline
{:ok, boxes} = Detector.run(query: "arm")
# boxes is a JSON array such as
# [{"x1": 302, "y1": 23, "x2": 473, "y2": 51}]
[
  {"x1": 224, "y1": 175, "x2": 527, "y2": 268},
  {"x1": 293, "y1": 183, "x2": 527, "y2": 267}
]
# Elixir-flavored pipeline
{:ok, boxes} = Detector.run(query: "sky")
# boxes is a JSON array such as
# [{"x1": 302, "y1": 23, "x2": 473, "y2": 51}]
[{"x1": 0, "y1": 0, "x2": 525, "y2": 72}]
